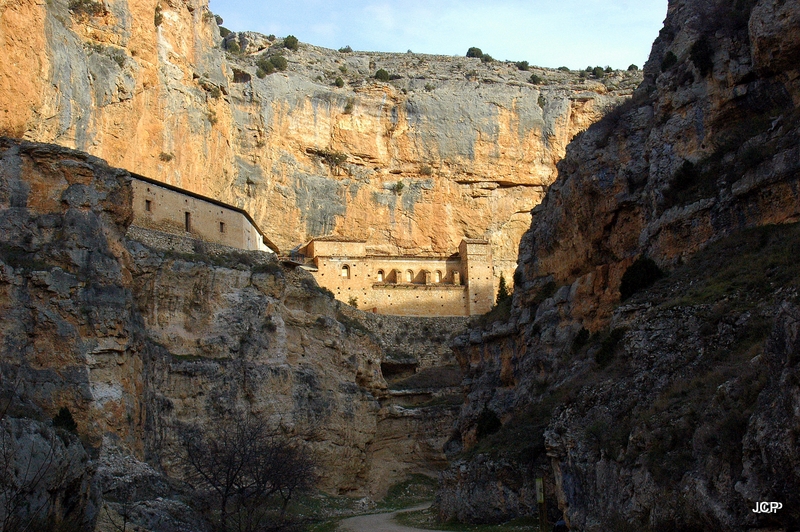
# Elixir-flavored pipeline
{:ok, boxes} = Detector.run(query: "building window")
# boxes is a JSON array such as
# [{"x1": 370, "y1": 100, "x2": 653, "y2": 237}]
[
  {"x1": 435, "y1": 270, "x2": 442, "y2": 283},
  {"x1": 377, "y1": 270, "x2": 384, "y2": 282},
  {"x1": 145, "y1": 199, "x2": 152, "y2": 212},
  {"x1": 341, "y1": 265, "x2": 350, "y2": 278},
  {"x1": 184, "y1": 212, "x2": 191, "y2": 232},
  {"x1": 219, "y1": 221, "x2": 225, "y2": 233},
  {"x1": 406, "y1": 270, "x2": 413, "y2": 283}
]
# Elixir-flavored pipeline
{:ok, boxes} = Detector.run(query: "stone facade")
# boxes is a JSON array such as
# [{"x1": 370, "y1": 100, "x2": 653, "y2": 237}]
[
  {"x1": 130, "y1": 175, "x2": 278, "y2": 254},
  {"x1": 303, "y1": 237, "x2": 494, "y2": 316}
]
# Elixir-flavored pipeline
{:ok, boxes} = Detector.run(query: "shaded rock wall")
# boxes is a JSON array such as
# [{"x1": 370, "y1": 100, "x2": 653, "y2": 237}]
[{"x1": 437, "y1": 0, "x2": 800, "y2": 529}]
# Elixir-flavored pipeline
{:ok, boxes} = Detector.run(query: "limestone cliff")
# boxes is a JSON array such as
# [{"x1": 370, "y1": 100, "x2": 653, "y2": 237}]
[
  {"x1": 0, "y1": 138, "x2": 462, "y2": 529},
  {"x1": 438, "y1": 0, "x2": 800, "y2": 529},
  {"x1": 0, "y1": 0, "x2": 640, "y2": 289}
]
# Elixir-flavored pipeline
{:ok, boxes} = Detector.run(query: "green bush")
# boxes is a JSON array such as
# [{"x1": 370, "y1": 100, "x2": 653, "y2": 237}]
[
  {"x1": 214, "y1": 14, "x2": 223, "y2": 25},
  {"x1": 515, "y1": 61, "x2": 529, "y2": 71},
  {"x1": 628, "y1": 64, "x2": 639, "y2": 71},
  {"x1": 592, "y1": 66, "x2": 605, "y2": 78},
  {"x1": 226, "y1": 40, "x2": 240, "y2": 54},
  {"x1": 424, "y1": 82, "x2": 435, "y2": 91},
  {"x1": 338, "y1": 45, "x2": 353, "y2": 53},
  {"x1": 69, "y1": 0, "x2": 104, "y2": 16},
  {"x1": 283, "y1": 35, "x2": 299, "y2": 51},
  {"x1": 219, "y1": 26, "x2": 231, "y2": 38},
  {"x1": 154, "y1": 5, "x2": 163, "y2": 26},
  {"x1": 270, "y1": 55, "x2": 288, "y2": 71},
  {"x1": 256, "y1": 56, "x2": 275, "y2": 76},
  {"x1": 374, "y1": 69, "x2": 390, "y2": 81},
  {"x1": 480, "y1": 54, "x2": 494, "y2": 63},
  {"x1": 334, "y1": 76, "x2": 344, "y2": 88},
  {"x1": 496, "y1": 273, "x2": 510, "y2": 305},
  {"x1": 557, "y1": 66, "x2": 570, "y2": 72},
  {"x1": 529, "y1": 73, "x2": 543, "y2": 84},
  {"x1": 466, "y1": 47, "x2": 483, "y2": 58},
  {"x1": 661, "y1": 51, "x2": 678, "y2": 72},
  {"x1": 343, "y1": 98, "x2": 355, "y2": 114},
  {"x1": 620, "y1": 256, "x2": 664, "y2": 301},
  {"x1": 690, "y1": 36, "x2": 714, "y2": 76},
  {"x1": 604, "y1": 65, "x2": 613, "y2": 73}
]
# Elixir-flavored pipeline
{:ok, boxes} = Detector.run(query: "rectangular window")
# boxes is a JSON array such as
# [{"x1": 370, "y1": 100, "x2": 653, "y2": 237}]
[
  {"x1": 184, "y1": 212, "x2": 191, "y2": 232},
  {"x1": 145, "y1": 199, "x2": 152, "y2": 212},
  {"x1": 219, "y1": 221, "x2": 225, "y2": 233}
]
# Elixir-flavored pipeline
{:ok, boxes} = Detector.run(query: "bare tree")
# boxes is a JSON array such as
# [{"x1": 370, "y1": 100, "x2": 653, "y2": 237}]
[{"x1": 176, "y1": 410, "x2": 316, "y2": 532}]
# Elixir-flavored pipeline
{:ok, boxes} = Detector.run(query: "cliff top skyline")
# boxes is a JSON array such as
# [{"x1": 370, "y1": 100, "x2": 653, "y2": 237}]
[{"x1": 209, "y1": 0, "x2": 667, "y2": 70}]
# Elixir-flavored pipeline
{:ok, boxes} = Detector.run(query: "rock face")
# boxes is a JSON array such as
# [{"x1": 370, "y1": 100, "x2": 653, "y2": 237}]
[
  {"x1": 0, "y1": 0, "x2": 640, "y2": 290},
  {"x1": 438, "y1": 0, "x2": 800, "y2": 530},
  {"x1": 0, "y1": 138, "x2": 464, "y2": 529}
]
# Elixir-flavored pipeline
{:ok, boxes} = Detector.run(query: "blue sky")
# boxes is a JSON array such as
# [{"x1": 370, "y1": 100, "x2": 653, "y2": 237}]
[{"x1": 209, "y1": 0, "x2": 668, "y2": 70}]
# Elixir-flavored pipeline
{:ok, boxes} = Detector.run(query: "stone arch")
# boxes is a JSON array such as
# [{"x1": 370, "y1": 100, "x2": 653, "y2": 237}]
[
  {"x1": 435, "y1": 270, "x2": 443, "y2": 283},
  {"x1": 405, "y1": 270, "x2": 413, "y2": 283},
  {"x1": 341, "y1": 265, "x2": 350, "y2": 278},
  {"x1": 377, "y1": 269, "x2": 384, "y2": 282}
]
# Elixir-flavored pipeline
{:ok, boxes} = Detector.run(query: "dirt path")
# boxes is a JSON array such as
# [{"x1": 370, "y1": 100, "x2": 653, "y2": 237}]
[{"x1": 338, "y1": 503, "x2": 446, "y2": 532}]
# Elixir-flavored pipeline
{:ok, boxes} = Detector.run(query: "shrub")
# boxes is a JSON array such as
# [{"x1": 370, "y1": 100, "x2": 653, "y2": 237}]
[
  {"x1": 214, "y1": 14, "x2": 223, "y2": 25},
  {"x1": 338, "y1": 45, "x2": 353, "y2": 53},
  {"x1": 53, "y1": 407, "x2": 78, "y2": 433},
  {"x1": 620, "y1": 256, "x2": 664, "y2": 301},
  {"x1": 270, "y1": 55, "x2": 288, "y2": 71},
  {"x1": 466, "y1": 47, "x2": 483, "y2": 58},
  {"x1": 475, "y1": 408, "x2": 502, "y2": 440},
  {"x1": 592, "y1": 66, "x2": 605, "y2": 78},
  {"x1": 391, "y1": 181, "x2": 404, "y2": 194},
  {"x1": 529, "y1": 73, "x2": 543, "y2": 84},
  {"x1": 339, "y1": 65, "x2": 347, "y2": 73},
  {"x1": 343, "y1": 98, "x2": 355, "y2": 114},
  {"x1": 690, "y1": 36, "x2": 714, "y2": 77},
  {"x1": 661, "y1": 51, "x2": 678, "y2": 72},
  {"x1": 424, "y1": 82, "x2": 435, "y2": 91},
  {"x1": 69, "y1": 0, "x2": 104, "y2": 17},
  {"x1": 605, "y1": 65, "x2": 613, "y2": 73},
  {"x1": 219, "y1": 26, "x2": 231, "y2": 38},
  {"x1": 595, "y1": 327, "x2": 626, "y2": 367},
  {"x1": 515, "y1": 61, "x2": 529, "y2": 71},
  {"x1": 154, "y1": 5, "x2": 163, "y2": 26},
  {"x1": 226, "y1": 40, "x2": 240, "y2": 54},
  {"x1": 334, "y1": 76, "x2": 344, "y2": 88},
  {"x1": 209, "y1": 86, "x2": 222, "y2": 99},
  {"x1": 347, "y1": 296, "x2": 358, "y2": 308},
  {"x1": 283, "y1": 35, "x2": 299, "y2": 51},
  {"x1": 557, "y1": 66, "x2": 570, "y2": 72},
  {"x1": 480, "y1": 54, "x2": 494, "y2": 63},
  {"x1": 628, "y1": 64, "x2": 639, "y2": 71},
  {"x1": 420, "y1": 165, "x2": 433, "y2": 176},
  {"x1": 207, "y1": 110, "x2": 218, "y2": 125},
  {"x1": 374, "y1": 69, "x2": 390, "y2": 81},
  {"x1": 496, "y1": 273, "x2": 510, "y2": 305},
  {"x1": 159, "y1": 152, "x2": 174, "y2": 162},
  {"x1": 256, "y1": 56, "x2": 275, "y2": 76}
]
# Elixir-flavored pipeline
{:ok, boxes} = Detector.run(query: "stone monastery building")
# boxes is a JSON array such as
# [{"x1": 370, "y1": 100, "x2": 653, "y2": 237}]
[
  {"x1": 128, "y1": 174, "x2": 494, "y2": 317},
  {"x1": 129, "y1": 174, "x2": 278, "y2": 254},
  {"x1": 301, "y1": 238, "x2": 495, "y2": 317}
]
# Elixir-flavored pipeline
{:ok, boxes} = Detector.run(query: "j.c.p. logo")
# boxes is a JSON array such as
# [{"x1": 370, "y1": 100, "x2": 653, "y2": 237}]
[{"x1": 752, "y1": 502, "x2": 782, "y2": 514}]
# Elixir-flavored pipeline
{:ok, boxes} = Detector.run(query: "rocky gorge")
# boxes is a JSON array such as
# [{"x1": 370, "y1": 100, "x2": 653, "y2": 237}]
[{"x1": 438, "y1": 0, "x2": 800, "y2": 530}]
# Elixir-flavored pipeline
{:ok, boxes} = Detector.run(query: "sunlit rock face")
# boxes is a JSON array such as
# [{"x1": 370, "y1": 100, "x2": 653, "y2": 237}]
[{"x1": 0, "y1": 0, "x2": 640, "y2": 290}]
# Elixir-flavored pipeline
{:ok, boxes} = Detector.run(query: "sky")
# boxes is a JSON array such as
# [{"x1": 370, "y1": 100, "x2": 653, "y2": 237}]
[{"x1": 208, "y1": 0, "x2": 668, "y2": 70}]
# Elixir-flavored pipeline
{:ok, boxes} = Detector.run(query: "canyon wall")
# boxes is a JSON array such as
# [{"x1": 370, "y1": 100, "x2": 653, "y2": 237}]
[
  {"x1": 439, "y1": 0, "x2": 800, "y2": 529},
  {"x1": 0, "y1": 138, "x2": 464, "y2": 529},
  {"x1": 0, "y1": 0, "x2": 640, "y2": 290}
]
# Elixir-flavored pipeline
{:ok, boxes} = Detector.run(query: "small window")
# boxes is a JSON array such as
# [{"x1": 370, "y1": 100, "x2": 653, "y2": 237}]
[
  {"x1": 184, "y1": 212, "x2": 191, "y2": 232},
  {"x1": 145, "y1": 199, "x2": 152, "y2": 212},
  {"x1": 219, "y1": 221, "x2": 225, "y2": 233},
  {"x1": 341, "y1": 265, "x2": 350, "y2": 278},
  {"x1": 406, "y1": 270, "x2": 413, "y2": 283},
  {"x1": 377, "y1": 270, "x2": 384, "y2": 282},
  {"x1": 435, "y1": 270, "x2": 442, "y2": 283}
]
